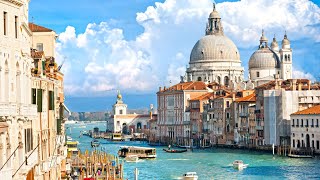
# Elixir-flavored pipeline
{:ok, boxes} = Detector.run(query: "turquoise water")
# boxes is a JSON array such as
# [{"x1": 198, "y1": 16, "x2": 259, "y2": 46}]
[{"x1": 67, "y1": 122, "x2": 320, "y2": 180}]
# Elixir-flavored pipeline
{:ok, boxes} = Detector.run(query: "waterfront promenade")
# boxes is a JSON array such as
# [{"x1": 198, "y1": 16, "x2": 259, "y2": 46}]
[{"x1": 68, "y1": 122, "x2": 320, "y2": 179}]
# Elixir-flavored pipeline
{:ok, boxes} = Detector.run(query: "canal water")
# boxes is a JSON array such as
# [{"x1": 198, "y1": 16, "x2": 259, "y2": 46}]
[{"x1": 66, "y1": 122, "x2": 320, "y2": 180}]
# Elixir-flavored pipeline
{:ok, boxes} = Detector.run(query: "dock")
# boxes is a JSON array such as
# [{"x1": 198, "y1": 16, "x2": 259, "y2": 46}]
[{"x1": 66, "y1": 150, "x2": 124, "y2": 180}]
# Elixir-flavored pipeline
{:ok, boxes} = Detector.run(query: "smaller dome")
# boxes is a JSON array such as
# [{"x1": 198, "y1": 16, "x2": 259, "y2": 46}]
[
  {"x1": 259, "y1": 30, "x2": 268, "y2": 43},
  {"x1": 249, "y1": 49, "x2": 280, "y2": 69},
  {"x1": 209, "y1": 10, "x2": 220, "y2": 19},
  {"x1": 282, "y1": 34, "x2": 290, "y2": 45},
  {"x1": 271, "y1": 36, "x2": 278, "y2": 49}
]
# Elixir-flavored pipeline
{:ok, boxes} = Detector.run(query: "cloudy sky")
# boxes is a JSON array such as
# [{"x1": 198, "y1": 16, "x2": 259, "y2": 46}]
[{"x1": 30, "y1": 0, "x2": 320, "y2": 97}]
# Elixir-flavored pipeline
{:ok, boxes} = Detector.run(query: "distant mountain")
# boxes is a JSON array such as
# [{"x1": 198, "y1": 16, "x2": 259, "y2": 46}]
[{"x1": 64, "y1": 93, "x2": 157, "y2": 112}]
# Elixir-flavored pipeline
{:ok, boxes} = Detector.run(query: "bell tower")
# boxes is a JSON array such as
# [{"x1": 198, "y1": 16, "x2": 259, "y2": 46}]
[
  {"x1": 280, "y1": 32, "x2": 292, "y2": 80},
  {"x1": 112, "y1": 90, "x2": 127, "y2": 115},
  {"x1": 206, "y1": 3, "x2": 224, "y2": 36}
]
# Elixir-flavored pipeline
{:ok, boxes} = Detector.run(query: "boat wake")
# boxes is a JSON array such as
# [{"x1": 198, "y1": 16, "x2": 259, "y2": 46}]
[{"x1": 167, "y1": 158, "x2": 190, "y2": 161}]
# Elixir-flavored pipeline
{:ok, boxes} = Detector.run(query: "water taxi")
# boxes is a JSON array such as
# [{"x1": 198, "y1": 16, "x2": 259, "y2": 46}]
[
  {"x1": 91, "y1": 139, "x2": 100, "y2": 147},
  {"x1": 163, "y1": 148, "x2": 187, "y2": 153},
  {"x1": 67, "y1": 141, "x2": 79, "y2": 157},
  {"x1": 111, "y1": 133, "x2": 123, "y2": 141},
  {"x1": 125, "y1": 155, "x2": 139, "y2": 162},
  {"x1": 182, "y1": 172, "x2": 198, "y2": 180},
  {"x1": 232, "y1": 160, "x2": 248, "y2": 170},
  {"x1": 118, "y1": 146, "x2": 156, "y2": 159}
]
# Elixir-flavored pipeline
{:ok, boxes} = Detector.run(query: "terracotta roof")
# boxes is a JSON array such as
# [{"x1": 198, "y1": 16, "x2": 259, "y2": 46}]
[
  {"x1": 235, "y1": 93, "x2": 256, "y2": 102},
  {"x1": 292, "y1": 105, "x2": 320, "y2": 115},
  {"x1": 29, "y1": 23, "x2": 53, "y2": 32},
  {"x1": 160, "y1": 81, "x2": 207, "y2": 92},
  {"x1": 191, "y1": 92, "x2": 213, "y2": 101},
  {"x1": 31, "y1": 51, "x2": 44, "y2": 59}
]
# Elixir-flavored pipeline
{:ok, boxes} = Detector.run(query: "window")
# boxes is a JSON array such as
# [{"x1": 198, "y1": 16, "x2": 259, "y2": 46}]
[
  {"x1": 312, "y1": 119, "x2": 314, "y2": 127},
  {"x1": 14, "y1": 16, "x2": 18, "y2": 38},
  {"x1": 312, "y1": 134, "x2": 314, "y2": 138},
  {"x1": 119, "y1": 109, "x2": 123, "y2": 114},
  {"x1": 317, "y1": 119, "x2": 319, "y2": 127},
  {"x1": 226, "y1": 112, "x2": 230, "y2": 119},
  {"x1": 292, "y1": 133, "x2": 295, "y2": 137},
  {"x1": 292, "y1": 119, "x2": 295, "y2": 127},
  {"x1": 296, "y1": 119, "x2": 299, "y2": 127},
  {"x1": 302, "y1": 133, "x2": 304, "y2": 137},
  {"x1": 36, "y1": 43, "x2": 43, "y2": 51},
  {"x1": 31, "y1": 88, "x2": 36, "y2": 104},
  {"x1": 317, "y1": 141, "x2": 319, "y2": 150},
  {"x1": 256, "y1": 71, "x2": 260, "y2": 77},
  {"x1": 302, "y1": 140, "x2": 304, "y2": 147},
  {"x1": 226, "y1": 101, "x2": 230, "y2": 108},
  {"x1": 301, "y1": 119, "x2": 303, "y2": 127},
  {"x1": 37, "y1": 89, "x2": 43, "y2": 112},
  {"x1": 3, "y1": 12, "x2": 7, "y2": 35},
  {"x1": 292, "y1": 140, "x2": 295, "y2": 148},
  {"x1": 306, "y1": 119, "x2": 309, "y2": 127},
  {"x1": 25, "y1": 128, "x2": 33, "y2": 153},
  {"x1": 312, "y1": 140, "x2": 314, "y2": 148},
  {"x1": 48, "y1": 90, "x2": 54, "y2": 110},
  {"x1": 197, "y1": 77, "x2": 202, "y2": 81}
]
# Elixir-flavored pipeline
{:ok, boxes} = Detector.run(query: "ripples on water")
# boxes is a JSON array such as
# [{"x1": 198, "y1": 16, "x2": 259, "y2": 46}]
[{"x1": 67, "y1": 123, "x2": 320, "y2": 180}]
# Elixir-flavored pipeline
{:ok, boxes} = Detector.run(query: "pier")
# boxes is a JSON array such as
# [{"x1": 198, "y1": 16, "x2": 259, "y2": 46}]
[{"x1": 66, "y1": 150, "x2": 124, "y2": 180}]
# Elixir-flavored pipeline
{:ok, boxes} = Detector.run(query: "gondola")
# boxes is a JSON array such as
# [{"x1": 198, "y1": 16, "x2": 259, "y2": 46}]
[{"x1": 163, "y1": 148, "x2": 187, "y2": 153}]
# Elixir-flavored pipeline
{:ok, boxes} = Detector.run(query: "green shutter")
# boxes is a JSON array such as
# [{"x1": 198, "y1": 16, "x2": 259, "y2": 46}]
[
  {"x1": 37, "y1": 89, "x2": 42, "y2": 112},
  {"x1": 32, "y1": 88, "x2": 36, "y2": 104},
  {"x1": 57, "y1": 118, "x2": 61, "y2": 135},
  {"x1": 49, "y1": 91, "x2": 54, "y2": 110},
  {"x1": 42, "y1": 61, "x2": 45, "y2": 75}
]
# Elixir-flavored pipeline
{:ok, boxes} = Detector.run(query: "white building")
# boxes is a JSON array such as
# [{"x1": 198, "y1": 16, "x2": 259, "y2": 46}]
[
  {"x1": 249, "y1": 31, "x2": 292, "y2": 86},
  {"x1": 185, "y1": 4, "x2": 244, "y2": 87},
  {"x1": 290, "y1": 105, "x2": 320, "y2": 154}
]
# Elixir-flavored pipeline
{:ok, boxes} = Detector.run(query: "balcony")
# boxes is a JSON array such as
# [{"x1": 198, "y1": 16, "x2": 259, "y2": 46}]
[
  {"x1": 0, "y1": 168, "x2": 12, "y2": 180},
  {"x1": 19, "y1": 104, "x2": 37, "y2": 117},
  {"x1": 296, "y1": 124, "x2": 299, "y2": 127},
  {"x1": 0, "y1": 103, "x2": 17, "y2": 117}
]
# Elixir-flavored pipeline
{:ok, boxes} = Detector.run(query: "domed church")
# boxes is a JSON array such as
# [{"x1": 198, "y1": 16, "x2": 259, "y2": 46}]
[
  {"x1": 249, "y1": 30, "x2": 292, "y2": 86},
  {"x1": 185, "y1": 3, "x2": 244, "y2": 87}
]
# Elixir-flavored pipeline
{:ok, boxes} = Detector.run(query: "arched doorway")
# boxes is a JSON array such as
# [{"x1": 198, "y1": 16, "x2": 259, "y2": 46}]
[
  {"x1": 224, "y1": 76, "x2": 229, "y2": 86},
  {"x1": 122, "y1": 123, "x2": 128, "y2": 134},
  {"x1": 137, "y1": 122, "x2": 142, "y2": 132},
  {"x1": 306, "y1": 134, "x2": 310, "y2": 148},
  {"x1": 297, "y1": 140, "x2": 300, "y2": 148}
]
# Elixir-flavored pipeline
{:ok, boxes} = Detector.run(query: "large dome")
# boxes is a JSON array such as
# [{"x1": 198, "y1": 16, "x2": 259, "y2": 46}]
[
  {"x1": 249, "y1": 49, "x2": 280, "y2": 69},
  {"x1": 190, "y1": 35, "x2": 240, "y2": 63}
]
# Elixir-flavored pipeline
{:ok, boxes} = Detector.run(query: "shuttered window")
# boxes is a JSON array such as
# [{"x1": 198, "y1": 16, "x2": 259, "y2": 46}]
[
  {"x1": 49, "y1": 91, "x2": 54, "y2": 110},
  {"x1": 37, "y1": 89, "x2": 42, "y2": 112},
  {"x1": 32, "y1": 88, "x2": 36, "y2": 104}
]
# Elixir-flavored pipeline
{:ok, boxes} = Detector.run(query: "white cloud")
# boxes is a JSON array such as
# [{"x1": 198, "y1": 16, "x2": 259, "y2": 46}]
[
  {"x1": 292, "y1": 67, "x2": 316, "y2": 81},
  {"x1": 56, "y1": 0, "x2": 320, "y2": 96}
]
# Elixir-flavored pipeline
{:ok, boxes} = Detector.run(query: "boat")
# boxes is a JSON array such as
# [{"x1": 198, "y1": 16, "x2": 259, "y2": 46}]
[
  {"x1": 288, "y1": 154, "x2": 313, "y2": 158},
  {"x1": 124, "y1": 155, "x2": 139, "y2": 162},
  {"x1": 66, "y1": 141, "x2": 79, "y2": 157},
  {"x1": 65, "y1": 120, "x2": 78, "y2": 124},
  {"x1": 91, "y1": 139, "x2": 100, "y2": 147},
  {"x1": 118, "y1": 146, "x2": 156, "y2": 159},
  {"x1": 67, "y1": 136, "x2": 73, "y2": 141},
  {"x1": 163, "y1": 148, "x2": 187, "y2": 153},
  {"x1": 182, "y1": 172, "x2": 198, "y2": 180},
  {"x1": 111, "y1": 133, "x2": 123, "y2": 141},
  {"x1": 232, "y1": 160, "x2": 248, "y2": 170}
]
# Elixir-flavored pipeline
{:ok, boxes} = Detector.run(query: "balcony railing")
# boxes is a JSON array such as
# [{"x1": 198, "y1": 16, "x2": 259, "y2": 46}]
[
  {"x1": 0, "y1": 168, "x2": 12, "y2": 180},
  {"x1": 19, "y1": 104, "x2": 37, "y2": 117},
  {"x1": 0, "y1": 103, "x2": 17, "y2": 117}
]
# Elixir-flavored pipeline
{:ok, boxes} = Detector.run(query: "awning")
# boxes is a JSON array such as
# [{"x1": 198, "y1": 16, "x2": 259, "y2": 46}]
[
  {"x1": 62, "y1": 103, "x2": 71, "y2": 116},
  {"x1": 0, "y1": 122, "x2": 8, "y2": 133}
]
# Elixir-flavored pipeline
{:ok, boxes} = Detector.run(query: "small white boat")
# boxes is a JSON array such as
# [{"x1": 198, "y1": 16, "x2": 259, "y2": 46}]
[
  {"x1": 125, "y1": 155, "x2": 139, "y2": 162},
  {"x1": 67, "y1": 136, "x2": 73, "y2": 141},
  {"x1": 182, "y1": 172, "x2": 198, "y2": 180},
  {"x1": 232, "y1": 160, "x2": 248, "y2": 170}
]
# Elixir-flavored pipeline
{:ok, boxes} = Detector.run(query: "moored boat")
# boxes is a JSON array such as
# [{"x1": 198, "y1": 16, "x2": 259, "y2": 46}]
[
  {"x1": 118, "y1": 146, "x2": 156, "y2": 159},
  {"x1": 163, "y1": 148, "x2": 187, "y2": 153},
  {"x1": 182, "y1": 172, "x2": 198, "y2": 180}
]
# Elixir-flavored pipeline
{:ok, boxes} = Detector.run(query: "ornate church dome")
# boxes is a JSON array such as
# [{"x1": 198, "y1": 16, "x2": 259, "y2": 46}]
[
  {"x1": 190, "y1": 35, "x2": 240, "y2": 63},
  {"x1": 249, "y1": 49, "x2": 280, "y2": 69}
]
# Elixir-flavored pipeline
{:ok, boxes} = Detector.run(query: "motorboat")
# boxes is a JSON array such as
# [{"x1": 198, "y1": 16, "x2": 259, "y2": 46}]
[
  {"x1": 163, "y1": 148, "x2": 187, "y2": 153},
  {"x1": 233, "y1": 160, "x2": 248, "y2": 170},
  {"x1": 67, "y1": 136, "x2": 73, "y2": 141},
  {"x1": 182, "y1": 172, "x2": 198, "y2": 180},
  {"x1": 125, "y1": 155, "x2": 139, "y2": 162},
  {"x1": 91, "y1": 139, "x2": 100, "y2": 147},
  {"x1": 118, "y1": 146, "x2": 156, "y2": 159}
]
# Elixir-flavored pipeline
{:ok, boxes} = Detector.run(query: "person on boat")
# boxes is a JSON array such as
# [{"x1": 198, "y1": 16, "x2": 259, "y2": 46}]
[{"x1": 168, "y1": 144, "x2": 171, "y2": 150}]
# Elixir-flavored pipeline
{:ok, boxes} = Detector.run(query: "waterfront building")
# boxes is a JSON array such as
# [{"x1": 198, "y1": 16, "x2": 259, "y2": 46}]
[
  {"x1": 290, "y1": 105, "x2": 320, "y2": 154},
  {"x1": 255, "y1": 79, "x2": 320, "y2": 147},
  {"x1": 249, "y1": 31, "x2": 292, "y2": 86},
  {"x1": 234, "y1": 91, "x2": 256, "y2": 146},
  {"x1": 184, "y1": 4, "x2": 244, "y2": 87},
  {"x1": 0, "y1": 0, "x2": 38, "y2": 179},
  {"x1": 108, "y1": 91, "x2": 156, "y2": 135},
  {"x1": 157, "y1": 81, "x2": 209, "y2": 145}
]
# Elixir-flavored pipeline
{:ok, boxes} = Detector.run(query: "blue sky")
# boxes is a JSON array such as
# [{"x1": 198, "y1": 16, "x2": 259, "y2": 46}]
[{"x1": 29, "y1": 0, "x2": 320, "y2": 99}]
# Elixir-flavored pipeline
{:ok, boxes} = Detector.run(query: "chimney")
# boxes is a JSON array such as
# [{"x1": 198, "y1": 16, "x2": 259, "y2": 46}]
[
  {"x1": 159, "y1": 87, "x2": 162, "y2": 91},
  {"x1": 232, "y1": 93, "x2": 236, "y2": 101},
  {"x1": 308, "y1": 80, "x2": 311, "y2": 90},
  {"x1": 292, "y1": 79, "x2": 297, "y2": 91},
  {"x1": 298, "y1": 82, "x2": 302, "y2": 91}
]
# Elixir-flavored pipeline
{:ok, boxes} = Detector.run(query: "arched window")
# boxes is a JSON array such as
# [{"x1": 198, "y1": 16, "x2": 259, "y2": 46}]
[
  {"x1": 4, "y1": 60, "x2": 9, "y2": 102},
  {"x1": 292, "y1": 139, "x2": 295, "y2": 147},
  {"x1": 217, "y1": 76, "x2": 221, "y2": 84},
  {"x1": 16, "y1": 62, "x2": 20, "y2": 103},
  {"x1": 256, "y1": 71, "x2": 260, "y2": 78},
  {"x1": 297, "y1": 140, "x2": 300, "y2": 148},
  {"x1": 288, "y1": 54, "x2": 290, "y2": 61},
  {"x1": 224, "y1": 76, "x2": 229, "y2": 86},
  {"x1": 285, "y1": 54, "x2": 287, "y2": 61},
  {"x1": 197, "y1": 77, "x2": 202, "y2": 81}
]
